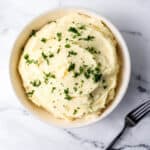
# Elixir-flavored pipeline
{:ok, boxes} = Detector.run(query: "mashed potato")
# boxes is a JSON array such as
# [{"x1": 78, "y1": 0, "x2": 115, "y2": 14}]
[{"x1": 18, "y1": 12, "x2": 119, "y2": 121}]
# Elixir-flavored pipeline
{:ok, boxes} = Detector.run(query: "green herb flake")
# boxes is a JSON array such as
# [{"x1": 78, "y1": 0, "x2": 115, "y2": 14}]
[
  {"x1": 49, "y1": 53, "x2": 54, "y2": 58},
  {"x1": 79, "y1": 25, "x2": 86, "y2": 30},
  {"x1": 30, "y1": 80, "x2": 41, "y2": 87},
  {"x1": 51, "y1": 87, "x2": 56, "y2": 93},
  {"x1": 86, "y1": 47, "x2": 97, "y2": 54},
  {"x1": 68, "y1": 27, "x2": 81, "y2": 36},
  {"x1": 73, "y1": 109, "x2": 78, "y2": 115},
  {"x1": 43, "y1": 72, "x2": 55, "y2": 84},
  {"x1": 79, "y1": 35, "x2": 95, "y2": 41},
  {"x1": 56, "y1": 32, "x2": 62, "y2": 41},
  {"x1": 79, "y1": 91, "x2": 83, "y2": 95},
  {"x1": 41, "y1": 38, "x2": 47, "y2": 43},
  {"x1": 48, "y1": 20, "x2": 56, "y2": 24},
  {"x1": 26, "y1": 90, "x2": 34, "y2": 97},
  {"x1": 93, "y1": 73, "x2": 102, "y2": 83},
  {"x1": 64, "y1": 88, "x2": 72, "y2": 100},
  {"x1": 67, "y1": 50, "x2": 77, "y2": 57},
  {"x1": 89, "y1": 93, "x2": 94, "y2": 98},
  {"x1": 103, "y1": 85, "x2": 107, "y2": 89},
  {"x1": 64, "y1": 95, "x2": 72, "y2": 100},
  {"x1": 30, "y1": 29, "x2": 37, "y2": 37},
  {"x1": 57, "y1": 48, "x2": 61, "y2": 53},
  {"x1": 75, "y1": 82, "x2": 78, "y2": 85},
  {"x1": 24, "y1": 54, "x2": 38, "y2": 65},
  {"x1": 64, "y1": 88, "x2": 69, "y2": 95},
  {"x1": 68, "y1": 63, "x2": 75, "y2": 72},
  {"x1": 65, "y1": 44, "x2": 71, "y2": 48},
  {"x1": 73, "y1": 87, "x2": 77, "y2": 92},
  {"x1": 41, "y1": 52, "x2": 49, "y2": 65}
]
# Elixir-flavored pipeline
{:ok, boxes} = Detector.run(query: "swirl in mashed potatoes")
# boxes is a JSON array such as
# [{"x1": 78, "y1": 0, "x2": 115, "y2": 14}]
[{"x1": 18, "y1": 12, "x2": 119, "y2": 121}]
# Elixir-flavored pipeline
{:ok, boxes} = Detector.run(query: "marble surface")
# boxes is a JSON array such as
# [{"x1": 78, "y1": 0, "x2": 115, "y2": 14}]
[{"x1": 0, "y1": 0, "x2": 150, "y2": 149}]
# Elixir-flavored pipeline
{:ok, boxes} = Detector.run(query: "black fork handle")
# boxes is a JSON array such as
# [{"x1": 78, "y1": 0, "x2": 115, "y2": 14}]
[{"x1": 106, "y1": 125, "x2": 128, "y2": 150}]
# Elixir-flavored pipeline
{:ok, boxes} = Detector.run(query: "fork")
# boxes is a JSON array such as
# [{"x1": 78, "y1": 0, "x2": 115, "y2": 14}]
[{"x1": 106, "y1": 100, "x2": 150, "y2": 150}]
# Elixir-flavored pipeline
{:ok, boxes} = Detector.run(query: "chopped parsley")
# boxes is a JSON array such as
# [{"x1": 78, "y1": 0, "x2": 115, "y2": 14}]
[
  {"x1": 67, "y1": 50, "x2": 77, "y2": 57},
  {"x1": 92, "y1": 67, "x2": 102, "y2": 82},
  {"x1": 64, "y1": 95, "x2": 72, "y2": 100},
  {"x1": 48, "y1": 20, "x2": 56, "y2": 24},
  {"x1": 43, "y1": 72, "x2": 55, "y2": 84},
  {"x1": 86, "y1": 47, "x2": 97, "y2": 54},
  {"x1": 89, "y1": 93, "x2": 94, "y2": 98},
  {"x1": 73, "y1": 109, "x2": 77, "y2": 115},
  {"x1": 68, "y1": 27, "x2": 81, "y2": 36},
  {"x1": 64, "y1": 88, "x2": 72, "y2": 100},
  {"x1": 93, "y1": 73, "x2": 102, "y2": 82},
  {"x1": 84, "y1": 67, "x2": 93, "y2": 79},
  {"x1": 64, "y1": 88, "x2": 69, "y2": 94},
  {"x1": 103, "y1": 85, "x2": 107, "y2": 89},
  {"x1": 78, "y1": 25, "x2": 86, "y2": 30},
  {"x1": 65, "y1": 44, "x2": 71, "y2": 48},
  {"x1": 41, "y1": 38, "x2": 47, "y2": 43},
  {"x1": 30, "y1": 80, "x2": 41, "y2": 87},
  {"x1": 51, "y1": 87, "x2": 56, "y2": 93},
  {"x1": 49, "y1": 53, "x2": 54, "y2": 58},
  {"x1": 24, "y1": 54, "x2": 38, "y2": 65},
  {"x1": 41, "y1": 52, "x2": 49, "y2": 65},
  {"x1": 79, "y1": 91, "x2": 83, "y2": 95},
  {"x1": 73, "y1": 72, "x2": 80, "y2": 78},
  {"x1": 57, "y1": 48, "x2": 61, "y2": 53},
  {"x1": 73, "y1": 87, "x2": 77, "y2": 92},
  {"x1": 26, "y1": 90, "x2": 34, "y2": 97},
  {"x1": 29, "y1": 29, "x2": 37, "y2": 37},
  {"x1": 56, "y1": 32, "x2": 62, "y2": 41},
  {"x1": 79, "y1": 35, "x2": 95, "y2": 41},
  {"x1": 68, "y1": 63, "x2": 75, "y2": 72},
  {"x1": 72, "y1": 64, "x2": 102, "y2": 83}
]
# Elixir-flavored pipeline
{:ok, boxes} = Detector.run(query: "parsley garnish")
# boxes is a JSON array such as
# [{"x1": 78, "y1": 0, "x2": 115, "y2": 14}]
[
  {"x1": 103, "y1": 85, "x2": 107, "y2": 89},
  {"x1": 67, "y1": 50, "x2": 77, "y2": 57},
  {"x1": 56, "y1": 32, "x2": 62, "y2": 41},
  {"x1": 73, "y1": 87, "x2": 77, "y2": 92},
  {"x1": 26, "y1": 90, "x2": 34, "y2": 97},
  {"x1": 64, "y1": 88, "x2": 72, "y2": 100},
  {"x1": 79, "y1": 35, "x2": 95, "y2": 41},
  {"x1": 57, "y1": 48, "x2": 61, "y2": 53},
  {"x1": 73, "y1": 109, "x2": 77, "y2": 115},
  {"x1": 68, "y1": 27, "x2": 81, "y2": 36},
  {"x1": 68, "y1": 63, "x2": 75, "y2": 72},
  {"x1": 79, "y1": 25, "x2": 86, "y2": 30},
  {"x1": 24, "y1": 54, "x2": 38, "y2": 65},
  {"x1": 30, "y1": 80, "x2": 41, "y2": 87},
  {"x1": 51, "y1": 87, "x2": 56, "y2": 93},
  {"x1": 73, "y1": 72, "x2": 80, "y2": 78},
  {"x1": 49, "y1": 53, "x2": 54, "y2": 58},
  {"x1": 29, "y1": 29, "x2": 37, "y2": 37},
  {"x1": 43, "y1": 72, "x2": 55, "y2": 84},
  {"x1": 41, "y1": 38, "x2": 47, "y2": 43},
  {"x1": 65, "y1": 44, "x2": 71, "y2": 48},
  {"x1": 41, "y1": 52, "x2": 49, "y2": 65},
  {"x1": 86, "y1": 47, "x2": 97, "y2": 54},
  {"x1": 89, "y1": 93, "x2": 94, "y2": 98}
]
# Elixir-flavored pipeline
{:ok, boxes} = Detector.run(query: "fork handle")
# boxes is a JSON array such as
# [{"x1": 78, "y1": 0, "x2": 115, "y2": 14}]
[{"x1": 106, "y1": 125, "x2": 128, "y2": 150}]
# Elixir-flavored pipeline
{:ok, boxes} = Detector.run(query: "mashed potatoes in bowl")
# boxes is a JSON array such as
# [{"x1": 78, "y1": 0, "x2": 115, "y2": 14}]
[{"x1": 10, "y1": 8, "x2": 130, "y2": 127}]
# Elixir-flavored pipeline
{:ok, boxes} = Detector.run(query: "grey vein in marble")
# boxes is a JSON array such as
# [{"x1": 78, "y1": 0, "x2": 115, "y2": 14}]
[
  {"x1": 120, "y1": 30, "x2": 143, "y2": 37},
  {"x1": 0, "y1": 106, "x2": 29, "y2": 116},
  {"x1": 64, "y1": 129, "x2": 105, "y2": 149},
  {"x1": 113, "y1": 144, "x2": 150, "y2": 150}
]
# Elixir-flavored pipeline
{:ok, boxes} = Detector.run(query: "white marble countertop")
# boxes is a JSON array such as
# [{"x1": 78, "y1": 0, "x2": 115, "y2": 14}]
[{"x1": 0, "y1": 0, "x2": 150, "y2": 149}]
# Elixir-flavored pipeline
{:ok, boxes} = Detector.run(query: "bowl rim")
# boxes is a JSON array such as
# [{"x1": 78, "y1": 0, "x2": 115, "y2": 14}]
[{"x1": 9, "y1": 7, "x2": 131, "y2": 128}]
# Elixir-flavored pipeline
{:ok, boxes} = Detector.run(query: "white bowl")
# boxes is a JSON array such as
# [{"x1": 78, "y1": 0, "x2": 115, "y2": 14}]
[{"x1": 9, "y1": 8, "x2": 131, "y2": 128}]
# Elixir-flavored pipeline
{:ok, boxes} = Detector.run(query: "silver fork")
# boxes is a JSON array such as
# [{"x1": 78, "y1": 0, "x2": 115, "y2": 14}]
[{"x1": 106, "y1": 100, "x2": 150, "y2": 150}]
